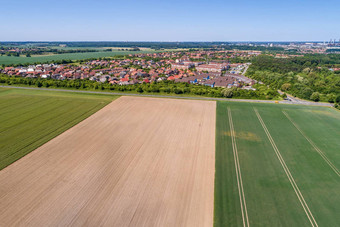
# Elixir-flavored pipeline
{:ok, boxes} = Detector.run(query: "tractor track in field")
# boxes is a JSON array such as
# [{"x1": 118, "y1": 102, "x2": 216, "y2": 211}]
[
  {"x1": 254, "y1": 108, "x2": 318, "y2": 227},
  {"x1": 228, "y1": 107, "x2": 249, "y2": 227},
  {"x1": 282, "y1": 111, "x2": 340, "y2": 177}
]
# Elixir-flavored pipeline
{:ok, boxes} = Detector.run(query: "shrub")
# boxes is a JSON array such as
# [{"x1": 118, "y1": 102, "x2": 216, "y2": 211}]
[
  {"x1": 310, "y1": 92, "x2": 320, "y2": 102},
  {"x1": 336, "y1": 95, "x2": 340, "y2": 104},
  {"x1": 221, "y1": 88, "x2": 234, "y2": 98},
  {"x1": 136, "y1": 87, "x2": 143, "y2": 93}
]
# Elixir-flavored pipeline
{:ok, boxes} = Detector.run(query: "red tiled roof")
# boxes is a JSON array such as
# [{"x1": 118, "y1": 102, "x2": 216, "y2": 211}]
[{"x1": 120, "y1": 78, "x2": 129, "y2": 82}]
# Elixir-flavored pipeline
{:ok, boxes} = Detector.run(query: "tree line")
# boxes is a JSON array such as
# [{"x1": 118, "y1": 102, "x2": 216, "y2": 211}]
[{"x1": 0, "y1": 74, "x2": 281, "y2": 100}]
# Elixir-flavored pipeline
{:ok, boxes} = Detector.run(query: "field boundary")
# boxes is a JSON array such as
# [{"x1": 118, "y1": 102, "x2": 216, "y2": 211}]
[
  {"x1": 254, "y1": 108, "x2": 318, "y2": 227},
  {"x1": 282, "y1": 111, "x2": 340, "y2": 177},
  {"x1": 0, "y1": 85, "x2": 333, "y2": 106},
  {"x1": 228, "y1": 107, "x2": 249, "y2": 227}
]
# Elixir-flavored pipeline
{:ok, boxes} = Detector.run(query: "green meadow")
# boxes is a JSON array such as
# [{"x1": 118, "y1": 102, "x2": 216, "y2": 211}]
[{"x1": 0, "y1": 88, "x2": 118, "y2": 170}]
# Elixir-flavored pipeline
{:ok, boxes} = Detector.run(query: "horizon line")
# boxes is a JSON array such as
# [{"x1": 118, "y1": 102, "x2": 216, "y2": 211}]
[{"x1": 0, "y1": 40, "x2": 333, "y2": 43}]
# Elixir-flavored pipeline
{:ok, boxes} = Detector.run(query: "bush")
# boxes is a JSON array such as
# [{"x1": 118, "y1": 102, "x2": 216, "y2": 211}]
[
  {"x1": 36, "y1": 81, "x2": 42, "y2": 87},
  {"x1": 267, "y1": 89, "x2": 277, "y2": 97},
  {"x1": 336, "y1": 95, "x2": 340, "y2": 104},
  {"x1": 221, "y1": 88, "x2": 234, "y2": 98},
  {"x1": 281, "y1": 83, "x2": 291, "y2": 91},
  {"x1": 136, "y1": 87, "x2": 143, "y2": 93},
  {"x1": 327, "y1": 94, "x2": 336, "y2": 103},
  {"x1": 310, "y1": 92, "x2": 320, "y2": 102},
  {"x1": 173, "y1": 88, "x2": 183, "y2": 94},
  {"x1": 300, "y1": 87, "x2": 313, "y2": 100}
]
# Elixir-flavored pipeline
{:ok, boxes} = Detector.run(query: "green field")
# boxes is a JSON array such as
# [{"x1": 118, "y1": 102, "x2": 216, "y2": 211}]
[
  {"x1": 1, "y1": 87, "x2": 339, "y2": 225},
  {"x1": 0, "y1": 88, "x2": 118, "y2": 170},
  {"x1": 214, "y1": 101, "x2": 340, "y2": 226},
  {"x1": 0, "y1": 50, "x2": 157, "y2": 65}
]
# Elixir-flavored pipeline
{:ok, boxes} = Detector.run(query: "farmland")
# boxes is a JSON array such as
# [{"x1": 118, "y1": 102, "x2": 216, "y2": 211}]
[
  {"x1": 215, "y1": 101, "x2": 340, "y2": 226},
  {"x1": 0, "y1": 96, "x2": 216, "y2": 226},
  {"x1": 0, "y1": 50, "x2": 158, "y2": 65},
  {"x1": 0, "y1": 88, "x2": 117, "y2": 170},
  {"x1": 0, "y1": 86, "x2": 339, "y2": 226}
]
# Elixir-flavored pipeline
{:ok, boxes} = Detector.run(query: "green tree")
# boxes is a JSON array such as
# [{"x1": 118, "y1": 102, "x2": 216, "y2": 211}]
[
  {"x1": 173, "y1": 88, "x2": 183, "y2": 94},
  {"x1": 281, "y1": 83, "x2": 291, "y2": 91},
  {"x1": 42, "y1": 81, "x2": 49, "y2": 88},
  {"x1": 136, "y1": 87, "x2": 143, "y2": 93},
  {"x1": 326, "y1": 94, "x2": 336, "y2": 103},
  {"x1": 301, "y1": 87, "x2": 313, "y2": 100},
  {"x1": 335, "y1": 95, "x2": 340, "y2": 104},
  {"x1": 36, "y1": 81, "x2": 42, "y2": 87},
  {"x1": 310, "y1": 92, "x2": 320, "y2": 102},
  {"x1": 221, "y1": 88, "x2": 234, "y2": 98}
]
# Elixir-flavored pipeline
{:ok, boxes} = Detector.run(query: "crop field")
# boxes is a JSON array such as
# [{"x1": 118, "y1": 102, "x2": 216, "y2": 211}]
[
  {"x1": 0, "y1": 88, "x2": 117, "y2": 170},
  {"x1": 0, "y1": 50, "x2": 157, "y2": 65},
  {"x1": 0, "y1": 96, "x2": 216, "y2": 226},
  {"x1": 0, "y1": 88, "x2": 339, "y2": 226},
  {"x1": 215, "y1": 101, "x2": 340, "y2": 226}
]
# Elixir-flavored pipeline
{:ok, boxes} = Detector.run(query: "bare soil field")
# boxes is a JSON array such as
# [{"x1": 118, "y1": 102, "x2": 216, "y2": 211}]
[{"x1": 0, "y1": 96, "x2": 216, "y2": 227}]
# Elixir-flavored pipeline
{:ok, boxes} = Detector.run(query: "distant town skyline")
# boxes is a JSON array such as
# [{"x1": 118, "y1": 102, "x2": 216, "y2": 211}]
[{"x1": 1, "y1": 0, "x2": 339, "y2": 42}]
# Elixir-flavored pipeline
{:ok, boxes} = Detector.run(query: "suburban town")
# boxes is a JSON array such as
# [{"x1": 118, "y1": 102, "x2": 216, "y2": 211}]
[{"x1": 0, "y1": 50, "x2": 258, "y2": 89}]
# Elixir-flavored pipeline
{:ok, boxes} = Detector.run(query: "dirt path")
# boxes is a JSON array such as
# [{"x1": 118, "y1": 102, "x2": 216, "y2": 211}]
[{"x1": 0, "y1": 96, "x2": 216, "y2": 227}]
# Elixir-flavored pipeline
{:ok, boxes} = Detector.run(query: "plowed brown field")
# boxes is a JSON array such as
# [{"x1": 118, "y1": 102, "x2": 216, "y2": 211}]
[{"x1": 0, "y1": 96, "x2": 216, "y2": 227}]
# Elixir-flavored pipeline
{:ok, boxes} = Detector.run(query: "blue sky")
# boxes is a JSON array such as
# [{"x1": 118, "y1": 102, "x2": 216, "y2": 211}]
[{"x1": 1, "y1": 0, "x2": 339, "y2": 41}]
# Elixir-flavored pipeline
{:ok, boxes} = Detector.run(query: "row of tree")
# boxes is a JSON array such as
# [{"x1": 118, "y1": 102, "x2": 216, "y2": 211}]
[{"x1": 0, "y1": 74, "x2": 281, "y2": 100}]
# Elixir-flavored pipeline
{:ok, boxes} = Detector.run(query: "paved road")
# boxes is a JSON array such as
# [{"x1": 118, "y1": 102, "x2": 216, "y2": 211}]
[
  {"x1": 241, "y1": 63, "x2": 251, "y2": 76},
  {"x1": 0, "y1": 85, "x2": 333, "y2": 107},
  {"x1": 277, "y1": 90, "x2": 332, "y2": 106}
]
